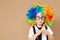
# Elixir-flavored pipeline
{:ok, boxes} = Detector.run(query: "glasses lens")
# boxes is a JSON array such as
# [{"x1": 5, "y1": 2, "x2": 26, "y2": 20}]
[
  {"x1": 35, "y1": 16, "x2": 40, "y2": 20},
  {"x1": 35, "y1": 16, "x2": 45, "y2": 20}
]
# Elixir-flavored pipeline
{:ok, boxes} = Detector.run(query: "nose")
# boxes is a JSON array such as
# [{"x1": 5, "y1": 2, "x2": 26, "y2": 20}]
[{"x1": 39, "y1": 19, "x2": 42, "y2": 20}]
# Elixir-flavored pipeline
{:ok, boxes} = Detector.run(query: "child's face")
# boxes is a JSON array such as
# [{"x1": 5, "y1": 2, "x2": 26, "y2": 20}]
[{"x1": 35, "y1": 12, "x2": 46, "y2": 26}]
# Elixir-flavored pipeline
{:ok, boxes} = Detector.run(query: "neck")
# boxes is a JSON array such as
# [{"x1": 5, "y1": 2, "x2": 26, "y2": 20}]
[{"x1": 36, "y1": 24, "x2": 42, "y2": 27}]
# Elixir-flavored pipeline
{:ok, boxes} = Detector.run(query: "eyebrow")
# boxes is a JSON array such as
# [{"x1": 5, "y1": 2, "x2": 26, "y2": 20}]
[{"x1": 36, "y1": 16, "x2": 45, "y2": 17}]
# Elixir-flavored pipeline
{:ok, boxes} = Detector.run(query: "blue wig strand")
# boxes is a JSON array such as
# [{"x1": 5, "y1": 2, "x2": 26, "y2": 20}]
[{"x1": 26, "y1": 5, "x2": 44, "y2": 20}]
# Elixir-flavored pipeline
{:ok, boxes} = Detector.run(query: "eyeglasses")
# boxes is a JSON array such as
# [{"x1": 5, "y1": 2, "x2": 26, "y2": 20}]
[{"x1": 35, "y1": 16, "x2": 46, "y2": 20}]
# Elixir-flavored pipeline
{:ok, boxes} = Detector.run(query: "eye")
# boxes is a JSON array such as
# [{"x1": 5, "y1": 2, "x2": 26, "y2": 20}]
[
  {"x1": 41, "y1": 16, "x2": 46, "y2": 20},
  {"x1": 41, "y1": 17, "x2": 45, "y2": 20},
  {"x1": 35, "y1": 16, "x2": 40, "y2": 20}
]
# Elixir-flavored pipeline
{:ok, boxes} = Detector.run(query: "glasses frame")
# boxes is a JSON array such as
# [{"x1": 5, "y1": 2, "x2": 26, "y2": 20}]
[{"x1": 35, "y1": 16, "x2": 46, "y2": 20}]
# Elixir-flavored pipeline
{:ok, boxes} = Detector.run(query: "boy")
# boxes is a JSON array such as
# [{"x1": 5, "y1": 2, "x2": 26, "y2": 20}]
[{"x1": 26, "y1": 3, "x2": 54, "y2": 40}]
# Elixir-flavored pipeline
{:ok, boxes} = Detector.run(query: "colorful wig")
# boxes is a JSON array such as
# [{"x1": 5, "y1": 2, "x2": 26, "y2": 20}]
[{"x1": 26, "y1": 3, "x2": 54, "y2": 26}]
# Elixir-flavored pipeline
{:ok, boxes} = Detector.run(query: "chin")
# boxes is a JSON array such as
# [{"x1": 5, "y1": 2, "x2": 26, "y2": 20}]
[{"x1": 38, "y1": 23, "x2": 43, "y2": 25}]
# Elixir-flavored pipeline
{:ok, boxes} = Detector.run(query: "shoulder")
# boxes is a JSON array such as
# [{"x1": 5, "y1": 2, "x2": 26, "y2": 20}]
[
  {"x1": 29, "y1": 26, "x2": 35, "y2": 30},
  {"x1": 29, "y1": 26, "x2": 33, "y2": 32},
  {"x1": 47, "y1": 26, "x2": 54, "y2": 35},
  {"x1": 29, "y1": 25, "x2": 37, "y2": 30},
  {"x1": 47, "y1": 26, "x2": 52, "y2": 30},
  {"x1": 47, "y1": 26, "x2": 51, "y2": 29},
  {"x1": 28, "y1": 26, "x2": 34, "y2": 38}
]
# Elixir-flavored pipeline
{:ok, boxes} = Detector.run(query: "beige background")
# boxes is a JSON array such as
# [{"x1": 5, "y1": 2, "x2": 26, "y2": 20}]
[{"x1": 0, "y1": 0, "x2": 60, "y2": 40}]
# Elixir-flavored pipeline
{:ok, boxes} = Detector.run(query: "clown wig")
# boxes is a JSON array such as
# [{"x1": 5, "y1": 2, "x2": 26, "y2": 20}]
[{"x1": 26, "y1": 3, "x2": 54, "y2": 26}]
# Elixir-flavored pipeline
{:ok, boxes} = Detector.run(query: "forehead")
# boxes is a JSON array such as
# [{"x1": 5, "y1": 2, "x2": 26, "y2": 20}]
[{"x1": 36, "y1": 12, "x2": 44, "y2": 17}]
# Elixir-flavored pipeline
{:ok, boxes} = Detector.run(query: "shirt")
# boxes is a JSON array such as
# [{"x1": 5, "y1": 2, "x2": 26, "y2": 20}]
[{"x1": 28, "y1": 25, "x2": 53, "y2": 40}]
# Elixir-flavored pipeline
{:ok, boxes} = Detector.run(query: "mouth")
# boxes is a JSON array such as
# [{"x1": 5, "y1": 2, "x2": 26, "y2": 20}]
[{"x1": 39, "y1": 22, "x2": 42, "y2": 23}]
